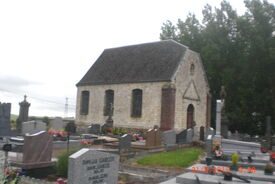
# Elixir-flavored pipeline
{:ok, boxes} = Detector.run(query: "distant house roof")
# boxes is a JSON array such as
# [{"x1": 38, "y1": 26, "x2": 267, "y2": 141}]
[{"x1": 76, "y1": 40, "x2": 188, "y2": 86}]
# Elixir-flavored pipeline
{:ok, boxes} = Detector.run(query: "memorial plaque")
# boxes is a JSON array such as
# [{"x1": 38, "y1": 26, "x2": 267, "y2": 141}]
[{"x1": 68, "y1": 148, "x2": 119, "y2": 184}]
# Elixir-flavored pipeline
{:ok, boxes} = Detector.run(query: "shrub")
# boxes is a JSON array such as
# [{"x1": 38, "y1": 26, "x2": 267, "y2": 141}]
[
  {"x1": 231, "y1": 153, "x2": 238, "y2": 166},
  {"x1": 56, "y1": 150, "x2": 78, "y2": 178}
]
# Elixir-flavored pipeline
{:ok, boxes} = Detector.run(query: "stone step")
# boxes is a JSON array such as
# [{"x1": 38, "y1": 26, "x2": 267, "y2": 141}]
[
  {"x1": 161, "y1": 172, "x2": 269, "y2": 184},
  {"x1": 201, "y1": 159, "x2": 274, "y2": 170},
  {"x1": 186, "y1": 164, "x2": 275, "y2": 183}
]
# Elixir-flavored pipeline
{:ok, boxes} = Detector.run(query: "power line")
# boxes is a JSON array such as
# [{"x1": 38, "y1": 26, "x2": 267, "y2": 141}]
[{"x1": 0, "y1": 88, "x2": 76, "y2": 109}]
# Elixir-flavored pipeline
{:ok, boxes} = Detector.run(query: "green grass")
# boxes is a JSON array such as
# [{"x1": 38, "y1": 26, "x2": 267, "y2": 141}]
[{"x1": 136, "y1": 148, "x2": 203, "y2": 168}]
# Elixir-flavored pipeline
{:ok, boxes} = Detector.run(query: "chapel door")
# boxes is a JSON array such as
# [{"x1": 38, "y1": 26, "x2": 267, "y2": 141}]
[{"x1": 187, "y1": 104, "x2": 194, "y2": 129}]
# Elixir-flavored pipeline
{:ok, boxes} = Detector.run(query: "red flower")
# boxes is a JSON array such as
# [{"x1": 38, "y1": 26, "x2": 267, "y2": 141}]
[{"x1": 260, "y1": 147, "x2": 268, "y2": 153}]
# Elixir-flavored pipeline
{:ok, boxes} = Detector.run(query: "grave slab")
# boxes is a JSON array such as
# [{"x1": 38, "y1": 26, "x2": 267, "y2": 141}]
[
  {"x1": 186, "y1": 163, "x2": 275, "y2": 182},
  {"x1": 68, "y1": 148, "x2": 119, "y2": 184},
  {"x1": 201, "y1": 159, "x2": 274, "y2": 170},
  {"x1": 175, "y1": 172, "x2": 268, "y2": 184}
]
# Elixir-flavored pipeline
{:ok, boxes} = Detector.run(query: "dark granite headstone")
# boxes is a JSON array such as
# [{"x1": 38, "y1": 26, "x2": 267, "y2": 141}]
[
  {"x1": 68, "y1": 148, "x2": 119, "y2": 184},
  {"x1": 89, "y1": 124, "x2": 101, "y2": 135},
  {"x1": 176, "y1": 129, "x2": 187, "y2": 144},
  {"x1": 200, "y1": 126, "x2": 205, "y2": 141},
  {"x1": 163, "y1": 130, "x2": 176, "y2": 146},
  {"x1": 0, "y1": 102, "x2": 17, "y2": 136},
  {"x1": 119, "y1": 134, "x2": 132, "y2": 150},
  {"x1": 65, "y1": 122, "x2": 76, "y2": 133}
]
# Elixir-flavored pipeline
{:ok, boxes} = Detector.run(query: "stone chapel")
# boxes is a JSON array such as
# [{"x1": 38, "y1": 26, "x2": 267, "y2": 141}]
[{"x1": 75, "y1": 40, "x2": 211, "y2": 131}]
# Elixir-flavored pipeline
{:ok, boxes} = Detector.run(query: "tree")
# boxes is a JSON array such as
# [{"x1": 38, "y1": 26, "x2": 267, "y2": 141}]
[{"x1": 160, "y1": 0, "x2": 275, "y2": 135}]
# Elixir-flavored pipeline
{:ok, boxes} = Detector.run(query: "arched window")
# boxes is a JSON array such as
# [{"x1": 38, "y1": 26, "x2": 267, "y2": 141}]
[
  {"x1": 104, "y1": 90, "x2": 114, "y2": 116},
  {"x1": 131, "y1": 89, "x2": 142, "y2": 117},
  {"x1": 190, "y1": 63, "x2": 195, "y2": 75},
  {"x1": 80, "y1": 91, "x2": 89, "y2": 115}
]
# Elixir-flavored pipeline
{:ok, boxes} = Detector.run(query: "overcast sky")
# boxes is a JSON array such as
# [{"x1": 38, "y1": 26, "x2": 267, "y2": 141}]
[{"x1": 0, "y1": 0, "x2": 273, "y2": 118}]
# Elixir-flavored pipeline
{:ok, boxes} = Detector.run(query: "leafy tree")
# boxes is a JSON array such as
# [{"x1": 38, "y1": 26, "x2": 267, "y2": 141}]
[{"x1": 160, "y1": 0, "x2": 275, "y2": 135}]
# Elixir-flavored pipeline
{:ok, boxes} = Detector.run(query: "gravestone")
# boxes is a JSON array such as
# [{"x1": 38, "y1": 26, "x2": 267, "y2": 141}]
[
  {"x1": 214, "y1": 100, "x2": 223, "y2": 143},
  {"x1": 65, "y1": 122, "x2": 77, "y2": 134},
  {"x1": 199, "y1": 126, "x2": 205, "y2": 141},
  {"x1": 89, "y1": 124, "x2": 101, "y2": 135},
  {"x1": 145, "y1": 128, "x2": 162, "y2": 147},
  {"x1": 192, "y1": 126, "x2": 199, "y2": 141},
  {"x1": 205, "y1": 127, "x2": 215, "y2": 139},
  {"x1": 16, "y1": 95, "x2": 31, "y2": 133},
  {"x1": 186, "y1": 128, "x2": 193, "y2": 144},
  {"x1": 10, "y1": 131, "x2": 54, "y2": 169},
  {"x1": 163, "y1": 130, "x2": 176, "y2": 147},
  {"x1": 119, "y1": 134, "x2": 132, "y2": 151},
  {"x1": 176, "y1": 129, "x2": 187, "y2": 144},
  {"x1": 206, "y1": 134, "x2": 213, "y2": 163},
  {"x1": 49, "y1": 117, "x2": 65, "y2": 131},
  {"x1": 68, "y1": 148, "x2": 119, "y2": 184},
  {"x1": 22, "y1": 120, "x2": 46, "y2": 135},
  {"x1": 0, "y1": 102, "x2": 17, "y2": 136}
]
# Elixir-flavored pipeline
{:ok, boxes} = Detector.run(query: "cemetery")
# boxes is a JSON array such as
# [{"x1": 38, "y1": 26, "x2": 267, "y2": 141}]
[{"x1": 0, "y1": 95, "x2": 275, "y2": 184}]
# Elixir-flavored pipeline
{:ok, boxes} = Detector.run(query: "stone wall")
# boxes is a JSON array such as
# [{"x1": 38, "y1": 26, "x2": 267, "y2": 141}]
[
  {"x1": 75, "y1": 49, "x2": 210, "y2": 131},
  {"x1": 173, "y1": 50, "x2": 210, "y2": 130},
  {"x1": 76, "y1": 82, "x2": 166, "y2": 130}
]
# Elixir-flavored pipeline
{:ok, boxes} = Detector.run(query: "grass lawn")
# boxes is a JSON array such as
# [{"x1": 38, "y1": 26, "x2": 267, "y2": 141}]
[{"x1": 136, "y1": 148, "x2": 203, "y2": 168}]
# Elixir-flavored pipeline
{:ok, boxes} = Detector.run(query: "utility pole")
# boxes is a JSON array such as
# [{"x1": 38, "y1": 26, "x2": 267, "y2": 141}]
[{"x1": 64, "y1": 97, "x2": 68, "y2": 118}]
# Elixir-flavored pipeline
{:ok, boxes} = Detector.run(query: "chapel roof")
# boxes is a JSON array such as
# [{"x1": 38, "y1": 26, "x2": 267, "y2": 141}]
[{"x1": 76, "y1": 40, "x2": 188, "y2": 86}]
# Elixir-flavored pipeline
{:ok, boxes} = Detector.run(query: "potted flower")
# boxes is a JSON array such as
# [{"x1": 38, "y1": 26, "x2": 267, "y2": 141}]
[
  {"x1": 2, "y1": 166, "x2": 21, "y2": 184},
  {"x1": 212, "y1": 141, "x2": 223, "y2": 159},
  {"x1": 230, "y1": 153, "x2": 239, "y2": 171},
  {"x1": 264, "y1": 162, "x2": 274, "y2": 175}
]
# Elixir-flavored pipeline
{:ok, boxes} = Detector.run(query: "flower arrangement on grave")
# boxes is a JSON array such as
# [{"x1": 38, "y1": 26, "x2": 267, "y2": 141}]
[
  {"x1": 2, "y1": 165, "x2": 21, "y2": 184},
  {"x1": 48, "y1": 128, "x2": 68, "y2": 141},
  {"x1": 131, "y1": 133, "x2": 144, "y2": 142},
  {"x1": 111, "y1": 128, "x2": 128, "y2": 135},
  {"x1": 264, "y1": 162, "x2": 274, "y2": 175},
  {"x1": 230, "y1": 153, "x2": 239, "y2": 171},
  {"x1": 212, "y1": 141, "x2": 223, "y2": 158},
  {"x1": 55, "y1": 178, "x2": 68, "y2": 184},
  {"x1": 260, "y1": 147, "x2": 268, "y2": 153},
  {"x1": 271, "y1": 153, "x2": 275, "y2": 163},
  {"x1": 80, "y1": 140, "x2": 93, "y2": 147}
]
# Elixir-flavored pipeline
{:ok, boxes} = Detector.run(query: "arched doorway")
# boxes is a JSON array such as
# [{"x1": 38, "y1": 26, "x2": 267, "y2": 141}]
[{"x1": 187, "y1": 104, "x2": 194, "y2": 129}]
